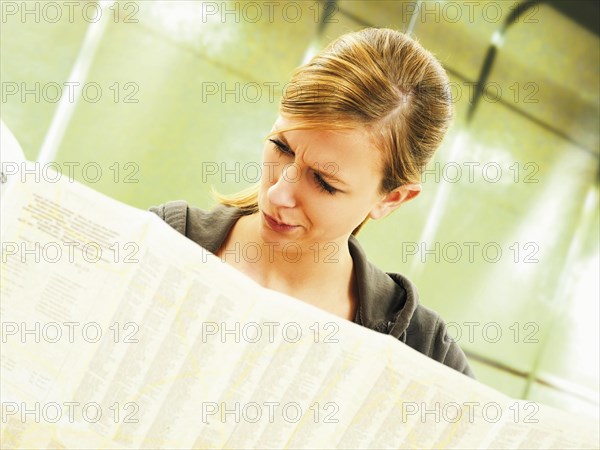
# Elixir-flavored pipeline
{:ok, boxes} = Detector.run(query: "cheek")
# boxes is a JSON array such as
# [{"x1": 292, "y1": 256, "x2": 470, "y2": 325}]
[
  {"x1": 328, "y1": 195, "x2": 374, "y2": 228},
  {"x1": 305, "y1": 198, "x2": 359, "y2": 232}
]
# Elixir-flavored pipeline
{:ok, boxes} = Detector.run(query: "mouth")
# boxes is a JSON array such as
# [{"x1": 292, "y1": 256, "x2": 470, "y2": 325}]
[{"x1": 263, "y1": 212, "x2": 299, "y2": 232}]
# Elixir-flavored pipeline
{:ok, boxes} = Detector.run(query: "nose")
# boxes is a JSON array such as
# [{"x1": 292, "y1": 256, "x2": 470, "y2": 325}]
[{"x1": 267, "y1": 163, "x2": 300, "y2": 208}]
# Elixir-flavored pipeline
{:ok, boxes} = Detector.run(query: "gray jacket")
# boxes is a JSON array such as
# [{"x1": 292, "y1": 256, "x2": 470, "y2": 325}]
[{"x1": 150, "y1": 201, "x2": 475, "y2": 378}]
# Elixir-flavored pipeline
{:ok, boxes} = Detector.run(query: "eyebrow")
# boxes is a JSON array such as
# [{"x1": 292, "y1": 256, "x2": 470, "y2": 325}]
[{"x1": 273, "y1": 134, "x2": 349, "y2": 187}]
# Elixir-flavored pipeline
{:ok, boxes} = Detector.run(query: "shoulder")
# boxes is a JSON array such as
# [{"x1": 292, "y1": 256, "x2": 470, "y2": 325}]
[
  {"x1": 349, "y1": 236, "x2": 474, "y2": 378},
  {"x1": 149, "y1": 200, "x2": 190, "y2": 234},
  {"x1": 149, "y1": 201, "x2": 244, "y2": 253},
  {"x1": 404, "y1": 302, "x2": 475, "y2": 378}
]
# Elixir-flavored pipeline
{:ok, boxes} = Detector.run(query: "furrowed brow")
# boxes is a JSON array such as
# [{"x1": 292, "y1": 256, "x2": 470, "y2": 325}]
[{"x1": 275, "y1": 133, "x2": 348, "y2": 186}]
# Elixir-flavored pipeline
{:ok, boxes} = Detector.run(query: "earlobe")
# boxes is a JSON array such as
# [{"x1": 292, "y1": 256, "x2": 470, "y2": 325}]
[
  {"x1": 368, "y1": 205, "x2": 385, "y2": 220},
  {"x1": 368, "y1": 193, "x2": 399, "y2": 220}
]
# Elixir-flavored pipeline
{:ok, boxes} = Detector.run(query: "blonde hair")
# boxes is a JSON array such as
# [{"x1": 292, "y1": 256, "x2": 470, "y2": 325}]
[{"x1": 213, "y1": 27, "x2": 454, "y2": 236}]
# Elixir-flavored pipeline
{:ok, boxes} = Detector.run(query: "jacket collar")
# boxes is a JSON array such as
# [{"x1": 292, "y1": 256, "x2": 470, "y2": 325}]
[
  {"x1": 348, "y1": 235, "x2": 418, "y2": 339},
  {"x1": 192, "y1": 204, "x2": 419, "y2": 340}
]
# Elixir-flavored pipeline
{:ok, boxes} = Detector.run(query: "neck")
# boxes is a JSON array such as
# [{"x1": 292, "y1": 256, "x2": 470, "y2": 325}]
[
  {"x1": 227, "y1": 213, "x2": 353, "y2": 291},
  {"x1": 216, "y1": 212, "x2": 358, "y2": 320}
]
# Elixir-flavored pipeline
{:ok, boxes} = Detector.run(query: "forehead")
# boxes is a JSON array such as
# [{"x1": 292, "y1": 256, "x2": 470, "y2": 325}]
[{"x1": 272, "y1": 116, "x2": 382, "y2": 179}]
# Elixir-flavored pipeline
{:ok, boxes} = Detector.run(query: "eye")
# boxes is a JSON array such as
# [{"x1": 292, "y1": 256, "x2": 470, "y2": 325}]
[
  {"x1": 313, "y1": 172, "x2": 337, "y2": 195},
  {"x1": 268, "y1": 138, "x2": 338, "y2": 195},
  {"x1": 268, "y1": 139, "x2": 293, "y2": 156}
]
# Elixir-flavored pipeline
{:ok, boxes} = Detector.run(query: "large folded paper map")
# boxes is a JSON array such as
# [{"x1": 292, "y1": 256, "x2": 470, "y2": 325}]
[{"x1": 1, "y1": 166, "x2": 598, "y2": 449}]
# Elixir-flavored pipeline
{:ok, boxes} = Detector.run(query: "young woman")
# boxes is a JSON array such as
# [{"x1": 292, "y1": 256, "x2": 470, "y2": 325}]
[{"x1": 151, "y1": 27, "x2": 474, "y2": 378}]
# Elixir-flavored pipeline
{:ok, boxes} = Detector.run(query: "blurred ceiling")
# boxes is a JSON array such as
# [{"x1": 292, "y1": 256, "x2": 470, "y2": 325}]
[{"x1": 549, "y1": 0, "x2": 599, "y2": 36}]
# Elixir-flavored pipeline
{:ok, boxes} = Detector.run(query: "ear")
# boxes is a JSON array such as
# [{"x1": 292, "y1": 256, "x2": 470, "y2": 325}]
[{"x1": 368, "y1": 184, "x2": 422, "y2": 220}]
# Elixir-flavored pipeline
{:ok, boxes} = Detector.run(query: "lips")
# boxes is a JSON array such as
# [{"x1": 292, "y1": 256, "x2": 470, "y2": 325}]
[
  {"x1": 263, "y1": 212, "x2": 299, "y2": 232},
  {"x1": 265, "y1": 212, "x2": 293, "y2": 227}
]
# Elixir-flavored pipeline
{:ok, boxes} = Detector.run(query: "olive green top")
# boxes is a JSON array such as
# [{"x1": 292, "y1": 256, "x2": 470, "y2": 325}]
[{"x1": 150, "y1": 200, "x2": 475, "y2": 378}]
